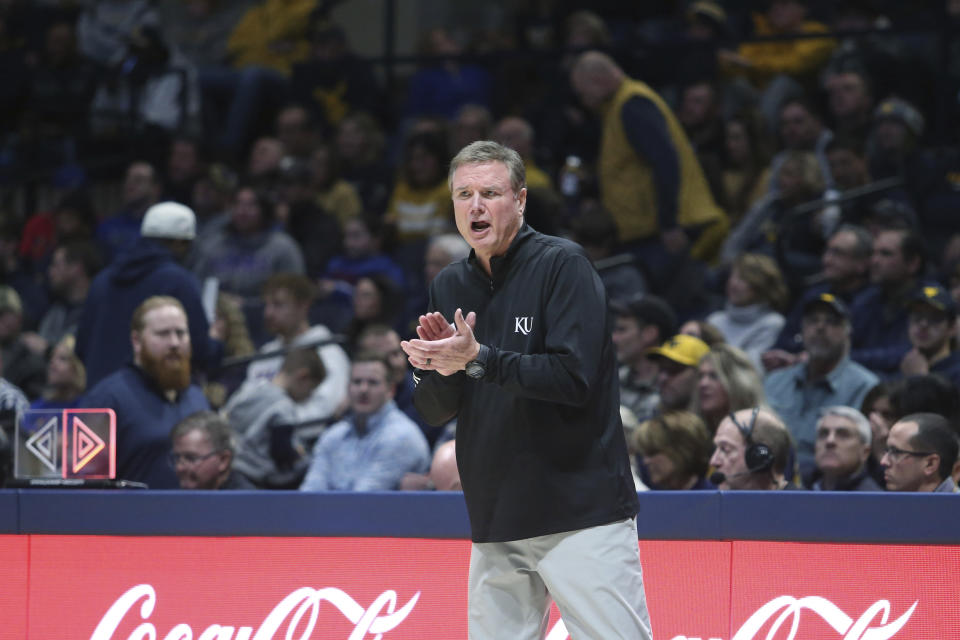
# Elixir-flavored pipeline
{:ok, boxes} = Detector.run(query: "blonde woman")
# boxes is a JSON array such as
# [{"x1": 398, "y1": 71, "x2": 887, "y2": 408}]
[
  {"x1": 31, "y1": 335, "x2": 85, "y2": 410},
  {"x1": 690, "y1": 343, "x2": 767, "y2": 434},
  {"x1": 707, "y1": 253, "x2": 788, "y2": 370}
]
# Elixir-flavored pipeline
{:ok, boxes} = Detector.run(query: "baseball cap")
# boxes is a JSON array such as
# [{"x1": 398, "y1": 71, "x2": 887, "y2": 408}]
[
  {"x1": 0, "y1": 286, "x2": 22, "y2": 315},
  {"x1": 802, "y1": 292, "x2": 849, "y2": 320},
  {"x1": 646, "y1": 334, "x2": 710, "y2": 367},
  {"x1": 611, "y1": 294, "x2": 678, "y2": 339},
  {"x1": 912, "y1": 285, "x2": 957, "y2": 318},
  {"x1": 141, "y1": 202, "x2": 196, "y2": 240},
  {"x1": 687, "y1": 1, "x2": 727, "y2": 28},
  {"x1": 874, "y1": 97, "x2": 925, "y2": 138},
  {"x1": 206, "y1": 163, "x2": 238, "y2": 193}
]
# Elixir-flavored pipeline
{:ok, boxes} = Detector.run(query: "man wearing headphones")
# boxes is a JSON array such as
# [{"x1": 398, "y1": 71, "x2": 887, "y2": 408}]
[{"x1": 709, "y1": 406, "x2": 797, "y2": 490}]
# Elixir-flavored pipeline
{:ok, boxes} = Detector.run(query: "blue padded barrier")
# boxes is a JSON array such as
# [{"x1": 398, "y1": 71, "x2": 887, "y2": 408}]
[
  {"x1": 0, "y1": 491, "x2": 17, "y2": 533},
  {"x1": 16, "y1": 490, "x2": 472, "y2": 537},
  {"x1": 718, "y1": 491, "x2": 960, "y2": 544},
  {"x1": 9, "y1": 489, "x2": 960, "y2": 543}
]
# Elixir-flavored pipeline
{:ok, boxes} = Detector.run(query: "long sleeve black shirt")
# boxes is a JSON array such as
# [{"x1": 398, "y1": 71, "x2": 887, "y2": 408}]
[{"x1": 413, "y1": 224, "x2": 639, "y2": 542}]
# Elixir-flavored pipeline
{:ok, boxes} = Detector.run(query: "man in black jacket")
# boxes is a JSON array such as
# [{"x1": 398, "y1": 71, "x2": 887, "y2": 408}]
[{"x1": 401, "y1": 141, "x2": 651, "y2": 639}]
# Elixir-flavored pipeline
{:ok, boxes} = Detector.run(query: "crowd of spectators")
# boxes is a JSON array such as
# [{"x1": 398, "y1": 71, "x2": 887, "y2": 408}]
[{"x1": 1, "y1": 0, "x2": 959, "y2": 494}]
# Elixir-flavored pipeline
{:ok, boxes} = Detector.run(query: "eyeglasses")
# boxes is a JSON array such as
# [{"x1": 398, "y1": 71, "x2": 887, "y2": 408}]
[
  {"x1": 883, "y1": 445, "x2": 934, "y2": 462},
  {"x1": 168, "y1": 451, "x2": 221, "y2": 468}
]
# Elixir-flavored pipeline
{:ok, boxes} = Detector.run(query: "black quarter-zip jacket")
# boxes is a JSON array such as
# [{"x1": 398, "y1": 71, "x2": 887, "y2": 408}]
[{"x1": 413, "y1": 224, "x2": 640, "y2": 542}]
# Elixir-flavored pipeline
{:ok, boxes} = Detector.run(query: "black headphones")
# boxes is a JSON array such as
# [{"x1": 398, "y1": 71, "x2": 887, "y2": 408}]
[{"x1": 728, "y1": 406, "x2": 775, "y2": 474}]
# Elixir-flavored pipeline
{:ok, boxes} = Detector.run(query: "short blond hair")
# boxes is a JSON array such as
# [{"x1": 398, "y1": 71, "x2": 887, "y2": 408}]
[
  {"x1": 448, "y1": 140, "x2": 526, "y2": 195},
  {"x1": 130, "y1": 296, "x2": 186, "y2": 332},
  {"x1": 732, "y1": 253, "x2": 789, "y2": 312}
]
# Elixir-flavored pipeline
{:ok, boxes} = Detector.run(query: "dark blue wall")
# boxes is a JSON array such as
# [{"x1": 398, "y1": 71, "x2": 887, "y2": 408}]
[{"x1": 2, "y1": 490, "x2": 959, "y2": 544}]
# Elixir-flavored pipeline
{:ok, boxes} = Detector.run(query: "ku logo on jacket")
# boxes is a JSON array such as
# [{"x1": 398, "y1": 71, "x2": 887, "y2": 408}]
[{"x1": 514, "y1": 316, "x2": 533, "y2": 335}]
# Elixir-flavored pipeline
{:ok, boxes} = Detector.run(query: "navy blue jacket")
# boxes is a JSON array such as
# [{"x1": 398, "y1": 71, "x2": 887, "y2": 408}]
[
  {"x1": 931, "y1": 351, "x2": 960, "y2": 387},
  {"x1": 79, "y1": 364, "x2": 209, "y2": 488},
  {"x1": 413, "y1": 225, "x2": 639, "y2": 542},
  {"x1": 849, "y1": 283, "x2": 926, "y2": 377},
  {"x1": 75, "y1": 238, "x2": 222, "y2": 387}
]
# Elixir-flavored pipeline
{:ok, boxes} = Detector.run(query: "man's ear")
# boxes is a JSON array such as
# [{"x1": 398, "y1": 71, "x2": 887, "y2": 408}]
[
  {"x1": 640, "y1": 325, "x2": 660, "y2": 346},
  {"x1": 906, "y1": 255, "x2": 922, "y2": 277},
  {"x1": 216, "y1": 450, "x2": 232, "y2": 475},
  {"x1": 923, "y1": 453, "x2": 942, "y2": 479}
]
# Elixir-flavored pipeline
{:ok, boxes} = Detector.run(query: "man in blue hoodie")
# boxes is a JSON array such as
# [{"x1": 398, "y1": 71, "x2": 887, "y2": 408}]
[
  {"x1": 76, "y1": 202, "x2": 222, "y2": 387},
  {"x1": 80, "y1": 296, "x2": 209, "y2": 488}
]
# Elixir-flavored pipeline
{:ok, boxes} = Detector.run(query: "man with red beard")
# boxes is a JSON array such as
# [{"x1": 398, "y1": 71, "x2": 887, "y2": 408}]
[{"x1": 80, "y1": 296, "x2": 209, "y2": 488}]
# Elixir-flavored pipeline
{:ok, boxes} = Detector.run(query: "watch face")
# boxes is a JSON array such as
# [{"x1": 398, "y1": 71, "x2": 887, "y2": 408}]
[{"x1": 465, "y1": 361, "x2": 485, "y2": 379}]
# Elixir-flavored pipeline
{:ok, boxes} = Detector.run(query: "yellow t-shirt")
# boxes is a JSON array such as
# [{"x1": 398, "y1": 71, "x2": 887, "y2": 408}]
[
  {"x1": 731, "y1": 14, "x2": 836, "y2": 87},
  {"x1": 384, "y1": 180, "x2": 453, "y2": 241},
  {"x1": 226, "y1": 0, "x2": 316, "y2": 75}
]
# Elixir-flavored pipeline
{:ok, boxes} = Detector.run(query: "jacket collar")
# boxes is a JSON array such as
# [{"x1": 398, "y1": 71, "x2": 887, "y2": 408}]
[
  {"x1": 469, "y1": 222, "x2": 536, "y2": 282},
  {"x1": 794, "y1": 356, "x2": 851, "y2": 390},
  {"x1": 813, "y1": 465, "x2": 872, "y2": 491}
]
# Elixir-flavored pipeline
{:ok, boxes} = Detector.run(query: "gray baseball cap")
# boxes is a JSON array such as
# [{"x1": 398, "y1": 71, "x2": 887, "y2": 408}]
[{"x1": 141, "y1": 202, "x2": 197, "y2": 240}]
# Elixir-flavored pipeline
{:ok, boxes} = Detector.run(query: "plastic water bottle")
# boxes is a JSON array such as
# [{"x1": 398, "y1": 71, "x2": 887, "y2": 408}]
[{"x1": 559, "y1": 155, "x2": 582, "y2": 198}]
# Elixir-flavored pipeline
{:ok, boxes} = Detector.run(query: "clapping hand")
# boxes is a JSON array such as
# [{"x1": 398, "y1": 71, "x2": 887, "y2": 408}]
[{"x1": 401, "y1": 308, "x2": 478, "y2": 376}]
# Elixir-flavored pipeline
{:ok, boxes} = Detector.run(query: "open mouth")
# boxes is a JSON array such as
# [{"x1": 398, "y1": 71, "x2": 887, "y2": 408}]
[{"x1": 471, "y1": 221, "x2": 490, "y2": 232}]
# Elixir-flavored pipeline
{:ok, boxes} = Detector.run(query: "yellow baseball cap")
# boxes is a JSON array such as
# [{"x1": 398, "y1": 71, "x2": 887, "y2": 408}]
[{"x1": 646, "y1": 334, "x2": 710, "y2": 367}]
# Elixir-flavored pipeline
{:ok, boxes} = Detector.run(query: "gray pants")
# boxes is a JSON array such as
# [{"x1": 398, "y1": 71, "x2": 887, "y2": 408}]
[{"x1": 468, "y1": 517, "x2": 652, "y2": 640}]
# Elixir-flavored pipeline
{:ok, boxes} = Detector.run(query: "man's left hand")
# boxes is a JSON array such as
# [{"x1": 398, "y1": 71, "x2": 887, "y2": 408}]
[
  {"x1": 20, "y1": 332, "x2": 48, "y2": 356},
  {"x1": 401, "y1": 308, "x2": 478, "y2": 376},
  {"x1": 900, "y1": 348, "x2": 929, "y2": 376},
  {"x1": 661, "y1": 227, "x2": 689, "y2": 253}
]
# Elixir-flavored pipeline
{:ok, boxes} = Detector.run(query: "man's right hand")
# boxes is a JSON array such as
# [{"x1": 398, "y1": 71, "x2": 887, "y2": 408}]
[
  {"x1": 403, "y1": 309, "x2": 478, "y2": 376},
  {"x1": 415, "y1": 311, "x2": 457, "y2": 341},
  {"x1": 761, "y1": 349, "x2": 802, "y2": 373}
]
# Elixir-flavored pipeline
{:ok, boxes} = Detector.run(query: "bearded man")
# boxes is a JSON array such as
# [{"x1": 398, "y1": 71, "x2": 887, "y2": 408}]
[{"x1": 80, "y1": 296, "x2": 209, "y2": 488}]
